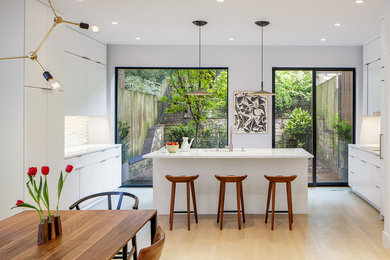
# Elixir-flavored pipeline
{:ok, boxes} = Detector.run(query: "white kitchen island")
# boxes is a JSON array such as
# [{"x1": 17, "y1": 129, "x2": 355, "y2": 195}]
[{"x1": 143, "y1": 148, "x2": 313, "y2": 214}]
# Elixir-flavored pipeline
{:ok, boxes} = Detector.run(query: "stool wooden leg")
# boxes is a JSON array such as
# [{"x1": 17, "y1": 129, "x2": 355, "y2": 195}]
[
  {"x1": 240, "y1": 182, "x2": 245, "y2": 223},
  {"x1": 186, "y1": 181, "x2": 191, "y2": 231},
  {"x1": 169, "y1": 182, "x2": 176, "y2": 231},
  {"x1": 288, "y1": 182, "x2": 293, "y2": 223},
  {"x1": 217, "y1": 182, "x2": 222, "y2": 223},
  {"x1": 220, "y1": 182, "x2": 226, "y2": 230},
  {"x1": 236, "y1": 182, "x2": 241, "y2": 230},
  {"x1": 271, "y1": 182, "x2": 276, "y2": 230},
  {"x1": 190, "y1": 181, "x2": 198, "y2": 223},
  {"x1": 265, "y1": 181, "x2": 272, "y2": 224},
  {"x1": 287, "y1": 182, "x2": 293, "y2": 230}
]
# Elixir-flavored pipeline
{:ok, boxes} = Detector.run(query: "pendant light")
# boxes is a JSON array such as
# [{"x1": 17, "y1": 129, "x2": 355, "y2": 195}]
[
  {"x1": 0, "y1": 0, "x2": 97, "y2": 91},
  {"x1": 252, "y1": 21, "x2": 275, "y2": 96},
  {"x1": 185, "y1": 20, "x2": 214, "y2": 96}
]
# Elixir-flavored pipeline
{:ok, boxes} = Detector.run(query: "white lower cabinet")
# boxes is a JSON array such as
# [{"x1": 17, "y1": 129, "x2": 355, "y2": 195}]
[
  {"x1": 348, "y1": 145, "x2": 382, "y2": 210},
  {"x1": 63, "y1": 145, "x2": 121, "y2": 209}
]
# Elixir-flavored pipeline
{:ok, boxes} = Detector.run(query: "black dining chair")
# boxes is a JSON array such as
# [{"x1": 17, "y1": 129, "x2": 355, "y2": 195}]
[{"x1": 69, "y1": 191, "x2": 140, "y2": 260}]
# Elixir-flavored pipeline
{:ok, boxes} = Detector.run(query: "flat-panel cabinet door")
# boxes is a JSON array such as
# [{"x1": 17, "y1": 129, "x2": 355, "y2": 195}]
[
  {"x1": 86, "y1": 62, "x2": 106, "y2": 116},
  {"x1": 112, "y1": 155, "x2": 121, "y2": 190},
  {"x1": 60, "y1": 168, "x2": 80, "y2": 210},
  {"x1": 79, "y1": 163, "x2": 101, "y2": 198},
  {"x1": 368, "y1": 60, "x2": 381, "y2": 116}
]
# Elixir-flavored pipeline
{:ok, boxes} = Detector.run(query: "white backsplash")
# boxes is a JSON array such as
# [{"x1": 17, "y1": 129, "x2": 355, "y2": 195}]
[
  {"x1": 359, "y1": 116, "x2": 381, "y2": 146},
  {"x1": 65, "y1": 116, "x2": 89, "y2": 147}
]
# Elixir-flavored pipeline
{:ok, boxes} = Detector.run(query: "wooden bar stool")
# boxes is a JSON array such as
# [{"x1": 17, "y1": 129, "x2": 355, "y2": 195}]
[
  {"x1": 264, "y1": 175, "x2": 297, "y2": 230},
  {"x1": 215, "y1": 174, "x2": 247, "y2": 230},
  {"x1": 165, "y1": 175, "x2": 199, "y2": 231}
]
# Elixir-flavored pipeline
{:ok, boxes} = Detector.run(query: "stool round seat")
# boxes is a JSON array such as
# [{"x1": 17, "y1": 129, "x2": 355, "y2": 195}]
[
  {"x1": 215, "y1": 174, "x2": 248, "y2": 183},
  {"x1": 166, "y1": 175, "x2": 199, "y2": 183},
  {"x1": 264, "y1": 174, "x2": 297, "y2": 230},
  {"x1": 215, "y1": 174, "x2": 248, "y2": 230},
  {"x1": 264, "y1": 175, "x2": 297, "y2": 183},
  {"x1": 165, "y1": 174, "x2": 199, "y2": 231}
]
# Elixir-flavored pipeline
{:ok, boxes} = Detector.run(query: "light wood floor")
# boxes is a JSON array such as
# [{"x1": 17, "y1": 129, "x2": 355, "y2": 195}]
[{"x1": 154, "y1": 188, "x2": 390, "y2": 260}]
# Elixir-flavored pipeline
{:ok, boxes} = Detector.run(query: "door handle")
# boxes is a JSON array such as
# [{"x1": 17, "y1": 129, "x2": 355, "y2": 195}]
[{"x1": 380, "y1": 134, "x2": 384, "y2": 159}]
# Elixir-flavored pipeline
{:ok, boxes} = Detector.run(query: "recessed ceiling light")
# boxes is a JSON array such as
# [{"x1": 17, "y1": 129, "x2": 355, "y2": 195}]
[
  {"x1": 76, "y1": 0, "x2": 84, "y2": 2},
  {"x1": 355, "y1": 0, "x2": 364, "y2": 3},
  {"x1": 217, "y1": 0, "x2": 224, "y2": 2},
  {"x1": 321, "y1": 38, "x2": 327, "y2": 42},
  {"x1": 334, "y1": 23, "x2": 341, "y2": 27},
  {"x1": 136, "y1": 37, "x2": 141, "y2": 40},
  {"x1": 229, "y1": 37, "x2": 234, "y2": 41},
  {"x1": 112, "y1": 21, "x2": 118, "y2": 25}
]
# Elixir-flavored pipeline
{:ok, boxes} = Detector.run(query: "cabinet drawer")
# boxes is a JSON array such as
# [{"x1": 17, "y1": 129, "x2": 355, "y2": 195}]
[
  {"x1": 66, "y1": 146, "x2": 121, "y2": 169},
  {"x1": 349, "y1": 147, "x2": 380, "y2": 167}
]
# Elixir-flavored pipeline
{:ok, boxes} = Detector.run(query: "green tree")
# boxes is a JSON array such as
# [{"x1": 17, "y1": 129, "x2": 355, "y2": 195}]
[
  {"x1": 165, "y1": 69, "x2": 227, "y2": 145},
  {"x1": 283, "y1": 108, "x2": 312, "y2": 148},
  {"x1": 275, "y1": 71, "x2": 312, "y2": 116}
]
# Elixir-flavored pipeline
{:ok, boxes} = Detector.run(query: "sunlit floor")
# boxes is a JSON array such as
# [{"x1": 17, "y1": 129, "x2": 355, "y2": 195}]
[{"x1": 91, "y1": 187, "x2": 390, "y2": 260}]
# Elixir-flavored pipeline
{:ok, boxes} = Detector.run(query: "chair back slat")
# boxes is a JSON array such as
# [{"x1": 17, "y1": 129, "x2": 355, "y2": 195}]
[
  {"x1": 69, "y1": 191, "x2": 139, "y2": 211},
  {"x1": 117, "y1": 194, "x2": 124, "y2": 210},
  {"x1": 108, "y1": 194, "x2": 112, "y2": 210}
]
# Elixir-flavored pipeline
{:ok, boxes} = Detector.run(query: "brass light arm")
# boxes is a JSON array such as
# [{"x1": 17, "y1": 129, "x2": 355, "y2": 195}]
[
  {"x1": 0, "y1": 56, "x2": 29, "y2": 60},
  {"x1": 62, "y1": 20, "x2": 80, "y2": 27},
  {"x1": 48, "y1": 0, "x2": 58, "y2": 18},
  {"x1": 35, "y1": 22, "x2": 58, "y2": 54},
  {"x1": 34, "y1": 58, "x2": 46, "y2": 73},
  {"x1": 62, "y1": 20, "x2": 89, "y2": 29}
]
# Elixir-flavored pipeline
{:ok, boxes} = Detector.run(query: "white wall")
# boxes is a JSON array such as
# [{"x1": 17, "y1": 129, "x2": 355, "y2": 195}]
[
  {"x1": 107, "y1": 44, "x2": 363, "y2": 148},
  {"x1": 0, "y1": 0, "x2": 25, "y2": 220}
]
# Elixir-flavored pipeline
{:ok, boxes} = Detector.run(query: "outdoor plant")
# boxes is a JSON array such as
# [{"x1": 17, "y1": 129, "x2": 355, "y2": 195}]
[
  {"x1": 167, "y1": 123, "x2": 195, "y2": 143},
  {"x1": 118, "y1": 121, "x2": 131, "y2": 164},
  {"x1": 329, "y1": 113, "x2": 352, "y2": 142},
  {"x1": 283, "y1": 108, "x2": 312, "y2": 147}
]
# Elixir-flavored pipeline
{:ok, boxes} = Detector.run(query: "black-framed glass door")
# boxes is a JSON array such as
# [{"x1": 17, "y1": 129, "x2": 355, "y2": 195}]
[{"x1": 272, "y1": 68, "x2": 356, "y2": 186}]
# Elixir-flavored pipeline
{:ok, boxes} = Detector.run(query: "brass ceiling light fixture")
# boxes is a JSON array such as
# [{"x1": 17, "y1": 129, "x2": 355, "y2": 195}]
[
  {"x1": 185, "y1": 20, "x2": 214, "y2": 96},
  {"x1": 252, "y1": 21, "x2": 275, "y2": 96},
  {"x1": 0, "y1": 0, "x2": 98, "y2": 90}
]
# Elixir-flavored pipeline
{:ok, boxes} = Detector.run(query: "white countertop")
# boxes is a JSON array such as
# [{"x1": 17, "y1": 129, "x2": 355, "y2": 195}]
[
  {"x1": 143, "y1": 148, "x2": 314, "y2": 159},
  {"x1": 349, "y1": 144, "x2": 380, "y2": 156},
  {"x1": 65, "y1": 144, "x2": 121, "y2": 159}
]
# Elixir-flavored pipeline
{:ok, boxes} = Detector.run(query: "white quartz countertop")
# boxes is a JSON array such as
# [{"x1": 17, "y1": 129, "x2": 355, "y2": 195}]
[
  {"x1": 143, "y1": 148, "x2": 314, "y2": 159},
  {"x1": 65, "y1": 144, "x2": 121, "y2": 159},
  {"x1": 349, "y1": 144, "x2": 380, "y2": 156}
]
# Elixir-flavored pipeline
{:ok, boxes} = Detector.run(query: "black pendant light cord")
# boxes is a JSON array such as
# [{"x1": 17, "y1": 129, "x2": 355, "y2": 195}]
[
  {"x1": 261, "y1": 25, "x2": 264, "y2": 91},
  {"x1": 199, "y1": 26, "x2": 201, "y2": 68}
]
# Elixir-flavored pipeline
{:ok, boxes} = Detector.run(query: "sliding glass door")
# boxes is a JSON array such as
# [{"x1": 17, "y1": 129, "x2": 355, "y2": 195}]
[{"x1": 273, "y1": 68, "x2": 355, "y2": 186}]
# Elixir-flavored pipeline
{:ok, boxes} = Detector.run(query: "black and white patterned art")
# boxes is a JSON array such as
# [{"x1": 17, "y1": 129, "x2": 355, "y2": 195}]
[{"x1": 233, "y1": 92, "x2": 268, "y2": 134}]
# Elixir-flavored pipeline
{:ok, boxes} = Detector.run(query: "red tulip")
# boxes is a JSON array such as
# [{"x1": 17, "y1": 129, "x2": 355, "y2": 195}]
[
  {"x1": 28, "y1": 167, "x2": 37, "y2": 177},
  {"x1": 41, "y1": 166, "x2": 50, "y2": 176},
  {"x1": 16, "y1": 200, "x2": 24, "y2": 206},
  {"x1": 65, "y1": 165, "x2": 73, "y2": 173}
]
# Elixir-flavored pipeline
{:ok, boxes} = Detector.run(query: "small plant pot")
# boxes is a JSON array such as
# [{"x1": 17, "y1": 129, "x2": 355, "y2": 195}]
[
  {"x1": 47, "y1": 216, "x2": 55, "y2": 240},
  {"x1": 54, "y1": 215, "x2": 62, "y2": 236},
  {"x1": 37, "y1": 221, "x2": 49, "y2": 245}
]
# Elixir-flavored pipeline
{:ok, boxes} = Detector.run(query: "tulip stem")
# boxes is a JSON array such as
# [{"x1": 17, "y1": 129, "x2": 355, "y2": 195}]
[{"x1": 56, "y1": 171, "x2": 70, "y2": 216}]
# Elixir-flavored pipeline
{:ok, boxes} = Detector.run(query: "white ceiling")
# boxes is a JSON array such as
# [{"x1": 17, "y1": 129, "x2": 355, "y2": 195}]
[{"x1": 54, "y1": 0, "x2": 384, "y2": 46}]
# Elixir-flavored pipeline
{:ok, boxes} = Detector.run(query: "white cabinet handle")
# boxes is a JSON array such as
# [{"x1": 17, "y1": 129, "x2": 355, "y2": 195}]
[{"x1": 380, "y1": 134, "x2": 383, "y2": 159}]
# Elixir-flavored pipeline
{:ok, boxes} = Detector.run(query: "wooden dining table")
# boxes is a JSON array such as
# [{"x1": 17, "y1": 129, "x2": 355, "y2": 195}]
[{"x1": 0, "y1": 210, "x2": 157, "y2": 260}]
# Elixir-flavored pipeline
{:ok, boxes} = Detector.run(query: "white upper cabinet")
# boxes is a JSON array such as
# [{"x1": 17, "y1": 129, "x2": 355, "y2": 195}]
[
  {"x1": 363, "y1": 37, "x2": 382, "y2": 116},
  {"x1": 64, "y1": 27, "x2": 107, "y2": 116}
]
